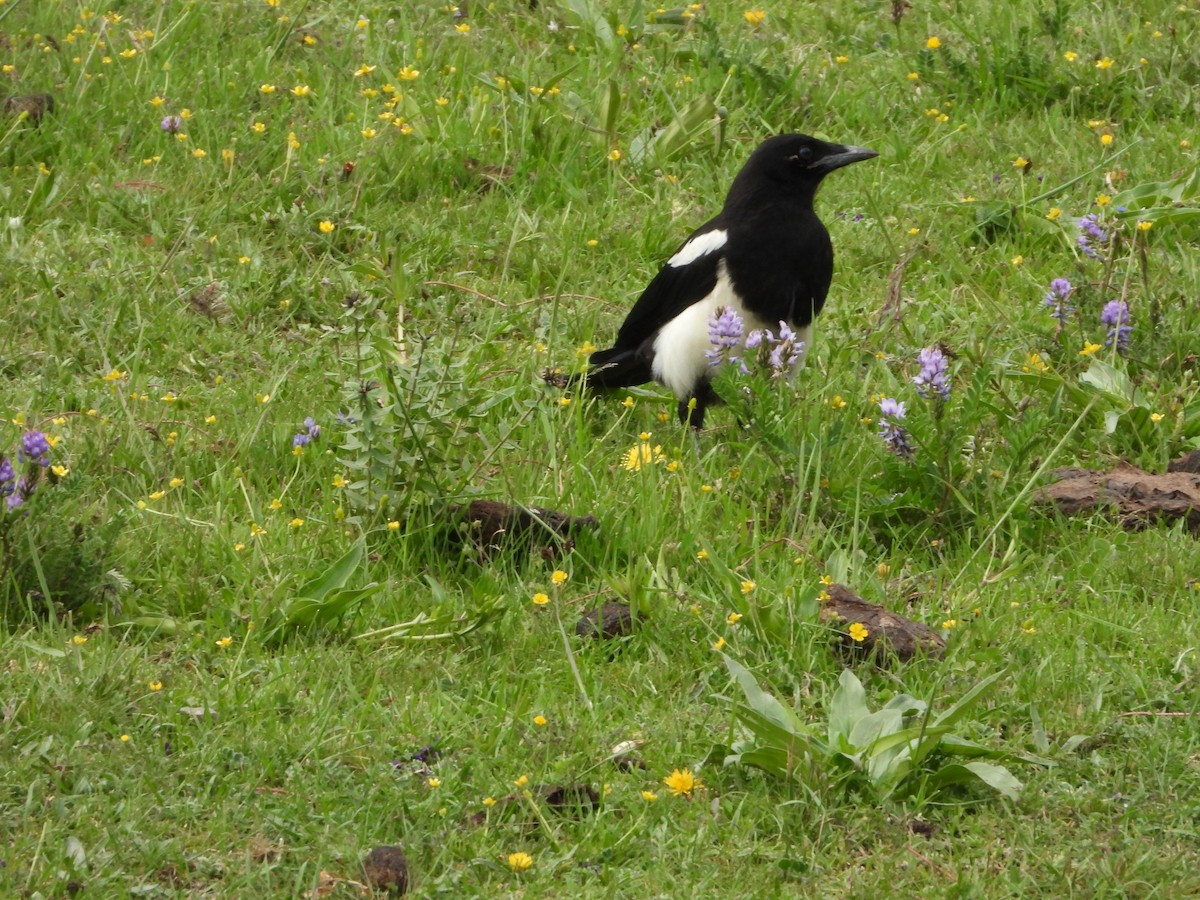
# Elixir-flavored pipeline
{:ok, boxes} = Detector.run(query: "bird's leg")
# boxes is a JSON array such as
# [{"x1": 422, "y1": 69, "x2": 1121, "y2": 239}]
[{"x1": 677, "y1": 396, "x2": 705, "y2": 429}]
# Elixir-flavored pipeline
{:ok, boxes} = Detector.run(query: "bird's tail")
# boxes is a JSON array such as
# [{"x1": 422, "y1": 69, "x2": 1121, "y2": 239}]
[{"x1": 542, "y1": 347, "x2": 652, "y2": 392}]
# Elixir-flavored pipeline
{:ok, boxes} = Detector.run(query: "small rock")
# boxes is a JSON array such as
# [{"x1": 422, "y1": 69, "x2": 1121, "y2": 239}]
[
  {"x1": 576, "y1": 602, "x2": 633, "y2": 639},
  {"x1": 362, "y1": 846, "x2": 408, "y2": 895},
  {"x1": 4, "y1": 93, "x2": 55, "y2": 125}
]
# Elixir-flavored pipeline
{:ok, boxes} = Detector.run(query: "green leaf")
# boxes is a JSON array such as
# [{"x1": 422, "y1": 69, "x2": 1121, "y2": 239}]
[
  {"x1": 294, "y1": 538, "x2": 364, "y2": 601},
  {"x1": 723, "y1": 654, "x2": 807, "y2": 737},
  {"x1": 932, "y1": 669, "x2": 1006, "y2": 729},
  {"x1": 828, "y1": 669, "x2": 869, "y2": 749},
  {"x1": 1079, "y1": 360, "x2": 1133, "y2": 405},
  {"x1": 925, "y1": 761, "x2": 1024, "y2": 801}
]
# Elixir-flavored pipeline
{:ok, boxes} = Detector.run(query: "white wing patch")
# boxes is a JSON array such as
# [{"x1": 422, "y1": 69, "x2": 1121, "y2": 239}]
[
  {"x1": 667, "y1": 228, "x2": 728, "y2": 268},
  {"x1": 651, "y1": 261, "x2": 767, "y2": 399}
]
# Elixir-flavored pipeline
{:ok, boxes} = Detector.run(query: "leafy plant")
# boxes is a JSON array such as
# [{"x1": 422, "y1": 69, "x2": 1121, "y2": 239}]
[
  {"x1": 260, "y1": 538, "x2": 379, "y2": 645},
  {"x1": 721, "y1": 656, "x2": 1047, "y2": 803}
]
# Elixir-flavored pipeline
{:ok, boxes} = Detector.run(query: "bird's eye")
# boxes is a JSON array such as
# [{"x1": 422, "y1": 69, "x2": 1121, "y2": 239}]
[{"x1": 789, "y1": 146, "x2": 814, "y2": 165}]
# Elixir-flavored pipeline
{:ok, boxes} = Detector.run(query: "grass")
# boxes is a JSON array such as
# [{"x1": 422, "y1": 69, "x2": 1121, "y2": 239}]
[{"x1": 3, "y1": 0, "x2": 1200, "y2": 895}]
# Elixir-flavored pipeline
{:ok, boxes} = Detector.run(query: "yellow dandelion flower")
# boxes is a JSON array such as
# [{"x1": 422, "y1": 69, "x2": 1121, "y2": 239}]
[
  {"x1": 925, "y1": 36, "x2": 941, "y2": 49},
  {"x1": 1137, "y1": 220, "x2": 1153, "y2": 232},
  {"x1": 740, "y1": 580, "x2": 756, "y2": 595},
  {"x1": 1079, "y1": 342, "x2": 1102, "y2": 356},
  {"x1": 397, "y1": 65, "x2": 420, "y2": 81},
  {"x1": 318, "y1": 220, "x2": 335, "y2": 233},
  {"x1": 482, "y1": 796, "x2": 496, "y2": 807},
  {"x1": 713, "y1": 637, "x2": 726, "y2": 650},
  {"x1": 641, "y1": 790, "x2": 658, "y2": 802},
  {"x1": 1013, "y1": 156, "x2": 1029, "y2": 168},
  {"x1": 290, "y1": 84, "x2": 311, "y2": 97},
  {"x1": 192, "y1": 148, "x2": 206, "y2": 159},
  {"x1": 531, "y1": 592, "x2": 549, "y2": 606},
  {"x1": 835, "y1": 54, "x2": 849, "y2": 64},
  {"x1": 848, "y1": 622, "x2": 869, "y2": 642},
  {"x1": 514, "y1": 774, "x2": 529, "y2": 788},
  {"x1": 697, "y1": 549, "x2": 709, "y2": 560},
  {"x1": 1046, "y1": 207, "x2": 1062, "y2": 220},
  {"x1": 533, "y1": 715, "x2": 547, "y2": 727},
  {"x1": 1096, "y1": 193, "x2": 1112, "y2": 207},
  {"x1": 427, "y1": 777, "x2": 441, "y2": 788},
  {"x1": 149, "y1": 680, "x2": 163, "y2": 691},
  {"x1": 216, "y1": 636, "x2": 233, "y2": 648},
  {"x1": 507, "y1": 852, "x2": 533, "y2": 873},
  {"x1": 1095, "y1": 57, "x2": 1114, "y2": 69},
  {"x1": 942, "y1": 619, "x2": 958, "y2": 629},
  {"x1": 71, "y1": 635, "x2": 88, "y2": 645},
  {"x1": 456, "y1": 23, "x2": 471, "y2": 33},
  {"x1": 608, "y1": 148, "x2": 622, "y2": 162},
  {"x1": 260, "y1": 83, "x2": 276, "y2": 94},
  {"x1": 663, "y1": 768, "x2": 701, "y2": 797},
  {"x1": 726, "y1": 612, "x2": 742, "y2": 626},
  {"x1": 551, "y1": 570, "x2": 568, "y2": 586},
  {"x1": 1063, "y1": 51, "x2": 1078, "y2": 62},
  {"x1": 744, "y1": 10, "x2": 766, "y2": 25},
  {"x1": 1150, "y1": 412, "x2": 1165, "y2": 423}
]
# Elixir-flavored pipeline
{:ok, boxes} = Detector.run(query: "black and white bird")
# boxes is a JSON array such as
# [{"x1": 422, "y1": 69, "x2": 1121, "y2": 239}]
[{"x1": 565, "y1": 133, "x2": 877, "y2": 428}]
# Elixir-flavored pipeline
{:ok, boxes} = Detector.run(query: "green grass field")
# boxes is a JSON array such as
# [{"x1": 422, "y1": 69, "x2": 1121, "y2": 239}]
[{"x1": 3, "y1": 0, "x2": 1200, "y2": 895}]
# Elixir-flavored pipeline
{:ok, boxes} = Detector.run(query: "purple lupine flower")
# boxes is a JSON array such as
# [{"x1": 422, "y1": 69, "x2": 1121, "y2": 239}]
[
  {"x1": 1100, "y1": 300, "x2": 1132, "y2": 352},
  {"x1": 913, "y1": 346, "x2": 951, "y2": 401},
  {"x1": 706, "y1": 306, "x2": 744, "y2": 366},
  {"x1": 766, "y1": 321, "x2": 804, "y2": 376},
  {"x1": 1077, "y1": 214, "x2": 1107, "y2": 260},
  {"x1": 6, "y1": 474, "x2": 33, "y2": 511},
  {"x1": 19, "y1": 430, "x2": 51, "y2": 466},
  {"x1": 878, "y1": 397, "x2": 914, "y2": 460},
  {"x1": 293, "y1": 416, "x2": 321, "y2": 448},
  {"x1": 0, "y1": 458, "x2": 13, "y2": 501},
  {"x1": 1043, "y1": 277, "x2": 1073, "y2": 322},
  {"x1": 161, "y1": 115, "x2": 183, "y2": 134}
]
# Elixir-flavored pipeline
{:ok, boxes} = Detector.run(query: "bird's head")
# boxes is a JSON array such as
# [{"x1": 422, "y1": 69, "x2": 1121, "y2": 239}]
[{"x1": 731, "y1": 133, "x2": 878, "y2": 200}]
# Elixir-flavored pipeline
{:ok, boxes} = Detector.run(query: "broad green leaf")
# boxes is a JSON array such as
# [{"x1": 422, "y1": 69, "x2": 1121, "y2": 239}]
[
  {"x1": 932, "y1": 670, "x2": 1006, "y2": 729},
  {"x1": 933, "y1": 761, "x2": 1024, "y2": 801},
  {"x1": 1079, "y1": 360, "x2": 1133, "y2": 404},
  {"x1": 828, "y1": 669, "x2": 869, "y2": 748},
  {"x1": 723, "y1": 655, "x2": 806, "y2": 736},
  {"x1": 294, "y1": 538, "x2": 365, "y2": 601}
]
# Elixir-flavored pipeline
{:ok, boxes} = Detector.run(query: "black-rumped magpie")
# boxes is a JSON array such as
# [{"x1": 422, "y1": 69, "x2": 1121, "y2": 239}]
[{"x1": 558, "y1": 133, "x2": 876, "y2": 428}]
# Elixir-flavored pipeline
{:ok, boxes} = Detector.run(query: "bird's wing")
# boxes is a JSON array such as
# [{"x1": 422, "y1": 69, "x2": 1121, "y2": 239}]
[{"x1": 609, "y1": 220, "x2": 728, "y2": 351}]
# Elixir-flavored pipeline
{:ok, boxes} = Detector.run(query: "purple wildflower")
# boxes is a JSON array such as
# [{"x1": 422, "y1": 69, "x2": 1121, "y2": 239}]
[
  {"x1": 0, "y1": 458, "x2": 13, "y2": 501},
  {"x1": 706, "y1": 306, "x2": 745, "y2": 366},
  {"x1": 766, "y1": 321, "x2": 804, "y2": 376},
  {"x1": 1100, "y1": 300, "x2": 1132, "y2": 352},
  {"x1": 19, "y1": 430, "x2": 51, "y2": 466},
  {"x1": 913, "y1": 346, "x2": 951, "y2": 401},
  {"x1": 161, "y1": 115, "x2": 183, "y2": 134},
  {"x1": 1077, "y1": 214, "x2": 1107, "y2": 260},
  {"x1": 878, "y1": 398, "x2": 914, "y2": 460},
  {"x1": 1043, "y1": 277, "x2": 1073, "y2": 322},
  {"x1": 293, "y1": 416, "x2": 321, "y2": 448},
  {"x1": 6, "y1": 475, "x2": 33, "y2": 511}
]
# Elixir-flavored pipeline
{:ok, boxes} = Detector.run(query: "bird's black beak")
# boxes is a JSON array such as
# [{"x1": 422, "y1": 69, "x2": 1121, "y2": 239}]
[{"x1": 813, "y1": 145, "x2": 878, "y2": 173}]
